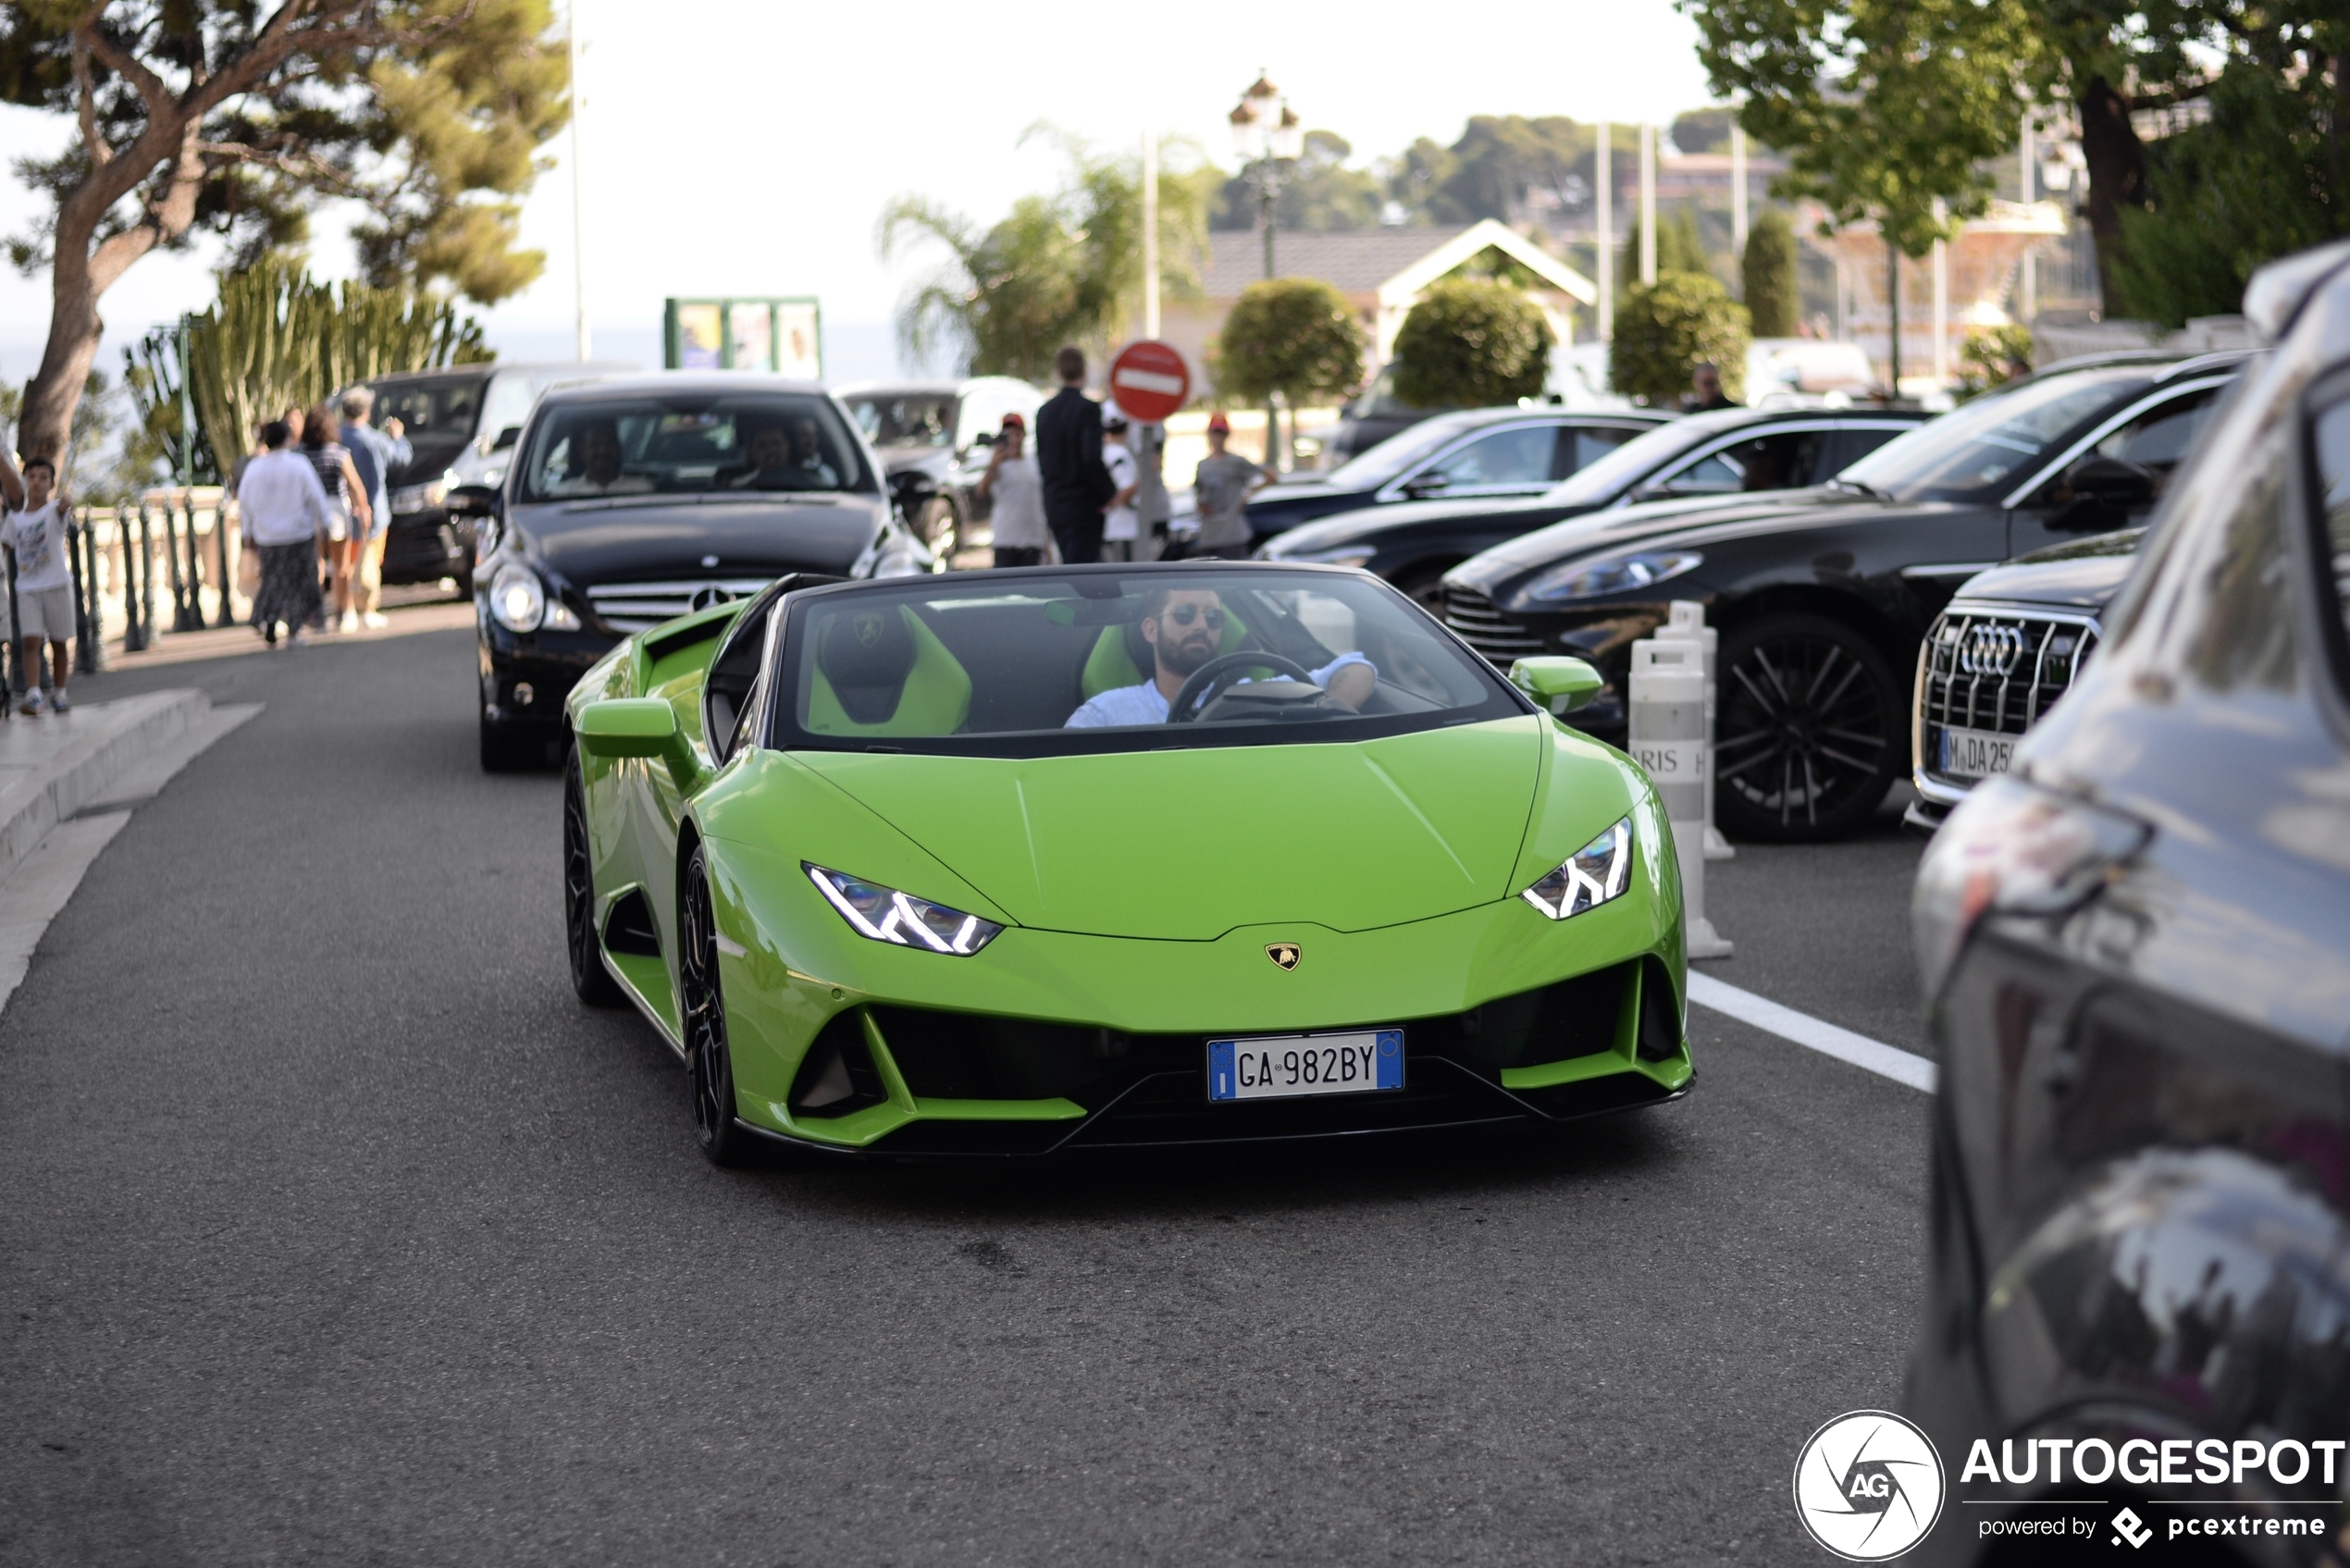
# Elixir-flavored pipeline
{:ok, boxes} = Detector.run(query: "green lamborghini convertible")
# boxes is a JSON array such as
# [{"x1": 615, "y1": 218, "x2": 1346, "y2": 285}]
[{"x1": 563, "y1": 562, "x2": 1691, "y2": 1163}]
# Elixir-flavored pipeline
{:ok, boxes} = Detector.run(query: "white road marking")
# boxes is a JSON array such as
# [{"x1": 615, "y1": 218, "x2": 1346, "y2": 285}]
[{"x1": 1686, "y1": 971, "x2": 1937, "y2": 1093}]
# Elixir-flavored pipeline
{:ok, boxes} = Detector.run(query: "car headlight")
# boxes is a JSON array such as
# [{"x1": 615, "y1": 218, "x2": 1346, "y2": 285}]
[
  {"x1": 805, "y1": 864, "x2": 1004, "y2": 956},
  {"x1": 488, "y1": 564, "x2": 579, "y2": 633},
  {"x1": 389, "y1": 471, "x2": 455, "y2": 512},
  {"x1": 1520, "y1": 816, "x2": 1633, "y2": 920},
  {"x1": 1527, "y1": 550, "x2": 1703, "y2": 602},
  {"x1": 1280, "y1": 544, "x2": 1376, "y2": 568}
]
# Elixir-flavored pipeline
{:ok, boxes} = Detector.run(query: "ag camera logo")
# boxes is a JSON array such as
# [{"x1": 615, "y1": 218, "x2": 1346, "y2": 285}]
[{"x1": 1794, "y1": 1411, "x2": 1946, "y2": 1561}]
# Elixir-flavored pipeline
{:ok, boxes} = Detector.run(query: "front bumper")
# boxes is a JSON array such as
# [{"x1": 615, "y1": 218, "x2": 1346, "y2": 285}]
[
  {"x1": 381, "y1": 508, "x2": 472, "y2": 584},
  {"x1": 704, "y1": 851, "x2": 1693, "y2": 1156},
  {"x1": 477, "y1": 600, "x2": 620, "y2": 735}
]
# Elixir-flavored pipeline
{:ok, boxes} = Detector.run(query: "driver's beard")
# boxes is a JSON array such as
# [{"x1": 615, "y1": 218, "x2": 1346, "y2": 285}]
[{"x1": 1157, "y1": 632, "x2": 1218, "y2": 679}]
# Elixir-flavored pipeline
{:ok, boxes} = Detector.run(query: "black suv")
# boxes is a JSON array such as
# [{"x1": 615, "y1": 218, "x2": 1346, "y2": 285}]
[
  {"x1": 1441, "y1": 352, "x2": 2248, "y2": 840},
  {"x1": 1905, "y1": 241, "x2": 2350, "y2": 1565}
]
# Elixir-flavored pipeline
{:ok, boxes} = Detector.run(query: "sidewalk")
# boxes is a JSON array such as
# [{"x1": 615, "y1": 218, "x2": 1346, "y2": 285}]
[
  {"x1": 0, "y1": 690, "x2": 261, "y2": 1014},
  {"x1": 94, "y1": 586, "x2": 473, "y2": 673}
]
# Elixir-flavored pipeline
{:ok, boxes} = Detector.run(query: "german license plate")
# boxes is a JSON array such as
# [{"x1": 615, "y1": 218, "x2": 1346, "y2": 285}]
[
  {"x1": 1939, "y1": 725, "x2": 2017, "y2": 780},
  {"x1": 1207, "y1": 1029, "x2": 1404, "y2": 1102}
]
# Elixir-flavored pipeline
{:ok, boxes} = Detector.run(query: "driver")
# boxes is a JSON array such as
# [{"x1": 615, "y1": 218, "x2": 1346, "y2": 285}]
[
  {"x1": 547, "y1": 417, "x2": 652, "y2": 496},
  {"x1": 727, "y1": 419, "x2": 797, "y2": 488},
  {"x1": 1065, "y1": 586, "x2": 1376, "y2": 727}
]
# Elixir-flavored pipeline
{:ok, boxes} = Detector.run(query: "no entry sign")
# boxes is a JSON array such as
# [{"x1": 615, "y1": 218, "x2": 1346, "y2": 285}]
[{"x1": 1107, "y1": 340, "x2": 1191, "y2": 424}]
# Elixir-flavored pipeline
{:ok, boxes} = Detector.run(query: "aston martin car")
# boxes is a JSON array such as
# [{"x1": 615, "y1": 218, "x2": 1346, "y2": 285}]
[
  {"x1": 1440, "y1": 352, "x2": 2248, "y2": 841},
  {"x1": 561, "y1": 562, "x2": 1693, "y2": 1163}
]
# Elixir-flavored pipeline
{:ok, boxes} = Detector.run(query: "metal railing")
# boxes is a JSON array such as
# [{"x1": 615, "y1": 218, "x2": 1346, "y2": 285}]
[{"x1": 6, "y1": 490, "x2": 245, "y2": 698}]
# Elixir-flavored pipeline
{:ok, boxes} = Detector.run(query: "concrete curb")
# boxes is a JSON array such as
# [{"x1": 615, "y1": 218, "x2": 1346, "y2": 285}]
[{"x1": 0, "y1": 689, "x2": 212, "y2": 887}]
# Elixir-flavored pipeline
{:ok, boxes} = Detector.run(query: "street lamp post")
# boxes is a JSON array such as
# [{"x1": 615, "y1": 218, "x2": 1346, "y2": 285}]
[{"x1": 1231, "y1": 72, "x2": 1303, "y2": 468}]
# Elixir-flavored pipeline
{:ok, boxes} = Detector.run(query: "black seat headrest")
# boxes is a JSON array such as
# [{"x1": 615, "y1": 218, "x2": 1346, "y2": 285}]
[{"x1": 818, "y1": 606, "x2": 918, "y2": 723}]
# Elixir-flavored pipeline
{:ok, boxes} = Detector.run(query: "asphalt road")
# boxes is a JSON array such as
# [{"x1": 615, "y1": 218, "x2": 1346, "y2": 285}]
[{"x1": 2, "y1": 621, "x2": 1930, "y2": 1567}]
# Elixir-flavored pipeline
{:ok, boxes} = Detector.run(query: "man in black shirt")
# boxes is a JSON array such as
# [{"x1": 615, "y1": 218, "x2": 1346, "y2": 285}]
[{"x1": 1034, "y1": 346, "x2": 1115, "y2": 563}]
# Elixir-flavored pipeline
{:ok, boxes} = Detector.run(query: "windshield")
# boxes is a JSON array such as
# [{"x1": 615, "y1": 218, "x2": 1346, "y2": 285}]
[
  {"x1": 1544, "y1": 419, "x2": 1718, "y2": 505},
  {"x1": 843, "y1": 392, "x2": 957, "y2": 449},
  {"x1": 773, "y1": 568, "x2": 1520, "y2": 757},
  {"x1": 519, "y1": 394, "x2": 872, "y2": 501},
  {"x1": 1837, "y1": 373, "x2": 2149, "y2": 501},
  {"x1": 370, "y1": 376, "x2": 485, "y2": 441},
  {"x1": 1321, "y1": 416, "x2": 1485, "y2": 488}
]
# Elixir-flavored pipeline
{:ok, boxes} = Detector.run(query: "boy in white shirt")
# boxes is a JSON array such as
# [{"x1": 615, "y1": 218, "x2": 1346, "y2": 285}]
[
  {"x1": 1099, "y1": 411, "x2": 1140, "y2": 562},
  {"x1": 2, "y1": 456, "x2": 74, "y2": 715}
]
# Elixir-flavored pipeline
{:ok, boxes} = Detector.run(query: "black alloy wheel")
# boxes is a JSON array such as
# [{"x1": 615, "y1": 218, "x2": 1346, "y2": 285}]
[
  {"x1": 563, "y1": 760, "x2": 625, "y2": 1007},
  {"x1": 680, "y1": 845, "x2": 750, "y2": 1167},
  {"x1": 1713, "y1": 614, "x2": 1900, "y2": 842}
]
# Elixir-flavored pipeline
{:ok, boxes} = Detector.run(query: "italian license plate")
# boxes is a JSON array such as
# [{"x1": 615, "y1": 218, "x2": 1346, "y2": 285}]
[
  {"x1": 1207, "y1": 1029, "x2": 1404, "y2": 1103},
  {"x1": 1939, "y1": 725, "x2": 2018, "y2": 780}
]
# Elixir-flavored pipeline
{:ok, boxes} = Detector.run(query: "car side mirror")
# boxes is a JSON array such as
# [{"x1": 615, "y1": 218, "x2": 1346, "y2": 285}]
[
  {"x1": 1508, "y1": 655, "x2": 1605, "y2": 715},
  {"x1": 490, "y1": 424, "x2": 523, "y2": 452},
  {"x1": 577, "y1": 698, "x2": 680, "y2": 760},
  {"x1": 2062, "y1": 455, "x2": 2157, "y2": 509},
  {"x1": 1402, "y1": 473, "x2": 1450, "y2": 498},
  {"x1": 446, "y1": 483, "x2": 501, "y2": 519}
]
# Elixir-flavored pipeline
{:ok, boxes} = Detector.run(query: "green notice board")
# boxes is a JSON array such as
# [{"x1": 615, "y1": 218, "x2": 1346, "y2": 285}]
[{"x1": 663, "y1": 297, "x2": 822, "y2": 377}]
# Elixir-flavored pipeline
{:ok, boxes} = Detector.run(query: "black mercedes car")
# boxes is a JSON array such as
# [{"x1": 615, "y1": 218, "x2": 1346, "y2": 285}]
[
  {"x1": 1904, "y1": 241, "x2": 2350, "y2": 1566},
  {"x1": 1441, "y1": 352, "x2": 2248, "y2": 840},
  {"x1": 453, "y1": 376, "x2": 931, "y2": 770},
  {"x1": 1263, "y1": 405, "x2": 1923, "y2": 608},
  {"x1": 1213, "y1": 405, "x2": 1671, "y2": 558}
]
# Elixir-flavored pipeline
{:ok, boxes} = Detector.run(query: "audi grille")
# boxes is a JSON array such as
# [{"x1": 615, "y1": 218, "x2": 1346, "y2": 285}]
[{"x1": 1914, "y1": 603, "x2": 2102, "y2": 793}]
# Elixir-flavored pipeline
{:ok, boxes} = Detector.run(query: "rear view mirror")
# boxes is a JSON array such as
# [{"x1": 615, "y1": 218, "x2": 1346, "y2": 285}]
[
  {"x1": 2063, "y1": 455, "x2": 2156, "y2": 508},
  {"x1": 445, "y1": 484, "x2": 500, "y2": 519},
  {"x1": 578, "y1": 698, "x2": 680, "y2": 759},
  {"x1": 1508, "y1": 656, "x2": 1605, "y2": 715}
]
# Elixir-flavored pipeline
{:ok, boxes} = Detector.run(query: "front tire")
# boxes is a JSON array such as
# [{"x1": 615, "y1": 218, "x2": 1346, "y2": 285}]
[
  {"x1": 680, "y1": 845, "x2": 751, "y2": 1167},
  {"x1": 563, "y1": 761, "x2": 625, "y2": 1007},
  {"x1": 1713, "y1": 614, "x2": 1899, "y2": 842}
]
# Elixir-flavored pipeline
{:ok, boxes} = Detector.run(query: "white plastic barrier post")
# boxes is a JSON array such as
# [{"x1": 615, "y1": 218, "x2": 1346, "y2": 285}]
[
  {"x1": 1661, "y1": 599, "x2": 1734, "y2": 861},
  {"x1": 1628, "y1": 637, "x2": 1733, "y2": 959}
]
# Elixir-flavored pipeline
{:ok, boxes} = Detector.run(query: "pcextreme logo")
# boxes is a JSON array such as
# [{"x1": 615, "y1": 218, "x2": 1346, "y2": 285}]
[{"x1": 1794, "y1": 1411, "x2": 1948, "y2": 1561}]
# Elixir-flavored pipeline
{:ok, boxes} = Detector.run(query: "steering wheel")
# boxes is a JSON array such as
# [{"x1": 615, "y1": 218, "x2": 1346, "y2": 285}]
[{"x1": 1167, "y1": 651, "x2": 1317, "y2": 723}]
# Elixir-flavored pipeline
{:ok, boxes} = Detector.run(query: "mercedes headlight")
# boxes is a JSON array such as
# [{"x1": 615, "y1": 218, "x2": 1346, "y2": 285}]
[
  {"x1": 1527, "y1": 550, "x2": 1702, "y2": 602},
  {"x1": 489, "y1": 564, "x2": 579, "y2": 633},
  {"x1": 806, "y1": 864, "x2": 1004, "y2": 956},
  {"x1": 1521, "y1": 816, "x2": 1633, "y2": 920}
]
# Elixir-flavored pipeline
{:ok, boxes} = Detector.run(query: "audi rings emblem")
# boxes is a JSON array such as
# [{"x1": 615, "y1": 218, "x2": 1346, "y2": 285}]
[
  {"x1": 688, "y1": 585, "x2": 735, "y2": 612},
  {"x1": 1959, "y1": 623, "x2": 2026, "y2": 678}
]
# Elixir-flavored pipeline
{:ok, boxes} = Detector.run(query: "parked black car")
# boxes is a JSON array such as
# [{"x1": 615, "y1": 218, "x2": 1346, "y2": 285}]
[
  {"x1": 1906, "y1": 528, "x2": 2145, "y2": 833},
  {"x1": 1441, "y1": 352, "x2": 2247, "y2": 840},
  {"x1": 1267, "y1": 405, "x2": 1923, "y2": 609},
  {"x1": 352, "y1": 361, "x2": 629, "y2": 593},
  {"x1": 453, "y1": 376, "x2": 931, "y2": 770},
  {"x1": 1211, "y1": 406, "x2": 1672, "y2": 559},
  {"x1": 1904, "y1": 241, "x2": 2350, "y2": 1567},
  {"x1": 834, "y1": 377, "x2": 1043, "y2": 557}
]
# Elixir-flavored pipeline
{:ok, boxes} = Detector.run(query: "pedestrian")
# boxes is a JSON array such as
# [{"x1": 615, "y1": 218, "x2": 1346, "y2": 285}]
[
  {"x1": 300, "y1": 401, "x2": 373, "y2": 632},
  {"x1": 2, "y1": 457, "x2": 76, "y2": 715},
  {"x1": 339, "y1": 388, "x2": 411, "y2": 631},
  {"x1": 1188, "y1": 413, "x2": 1274, "y2": 561},
  {"x1": 1684, "y1": 363, "x2": 1739, "y2": 412},
  {"x1": 974, "y1": 414, "x2": 1048, "y2": 568},
  {"x1": 1034, "y1": 346, "x2": 1114, "y2": 564},
  {"x1": 1099, "y1": 408, "x2": 1140, "y2": 562},
  {"x1": 240, "y1": 419, "x2": 333, "y2": 648}
]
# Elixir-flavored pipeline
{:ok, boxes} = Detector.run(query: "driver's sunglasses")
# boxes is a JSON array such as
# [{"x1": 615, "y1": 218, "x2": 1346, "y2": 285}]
[{"x1": 1160, "y1": 605, "x2": 1225, "y2": 629}]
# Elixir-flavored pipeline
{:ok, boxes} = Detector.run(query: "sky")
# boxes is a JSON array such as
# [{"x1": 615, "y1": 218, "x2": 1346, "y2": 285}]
[{"x1": 0, "y1": 0, "x2": 1717, "y2": 391}]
